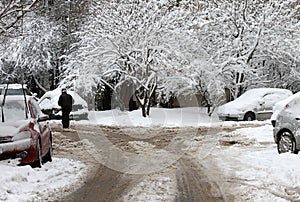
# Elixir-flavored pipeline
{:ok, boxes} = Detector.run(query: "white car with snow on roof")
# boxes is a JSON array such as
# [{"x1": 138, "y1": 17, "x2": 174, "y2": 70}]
[
  {"x1": 217, "y1": 88, "x2": 292, "y2": 121},
  {"x1": 38, "y1": 88, "x2": 89, "y2": 121},
  {"x1": 0, "y1": 83, "x2": 37, "y2": 98}
]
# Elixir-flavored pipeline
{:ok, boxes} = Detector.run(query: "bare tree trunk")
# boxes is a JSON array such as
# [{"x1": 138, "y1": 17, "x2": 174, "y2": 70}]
[
  {"x1": 33, "y1": 75, "x2": 48, "y2": 93},
  {"x1": 135, "y1": 90, "x2": 147, "y2": 118}
]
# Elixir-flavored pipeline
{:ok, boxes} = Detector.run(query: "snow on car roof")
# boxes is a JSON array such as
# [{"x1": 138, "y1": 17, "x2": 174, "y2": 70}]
[
  {"x1": 235, "y1": 88, "x2": 292, "y2": 101},
  {"x1": 218, "y1": 88, "x2": 292, "y2": 114},
  {"x1": 0, "y1": 83, "x2": 28, "y2": 89},
  {"x1": 38, "y1": 88, "x2": 88, "y2": 110},
  {"x1": 271, "y1": 91, "x2": 300, "y2": 120}
]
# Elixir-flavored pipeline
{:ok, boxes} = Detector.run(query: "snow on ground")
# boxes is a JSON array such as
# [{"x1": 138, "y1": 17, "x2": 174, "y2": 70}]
[
  {"x1": 205, "y1": 125, "x2": 300, "y2": 201},
  {"x1": 1, "y1": 107, "x2": 299, "y2": 201},
  {"x1": 85, "y1": 107, "x2": 222, "y2": 127},
  {"x1": 83, "y1": 107, "x2": 269, "y2": 128},
  {"x1": 81, "y1": 107, "x2": 300, "y2": 201},
  {"x1": 0, "y1": 158, "x2": 86, "y2": 202},
  {"x1": 121, "y1": 140, "x2": 178, "y2": 202},
  {"x1": 123, "y1": 171, "x2": 177, "y2": 202}
]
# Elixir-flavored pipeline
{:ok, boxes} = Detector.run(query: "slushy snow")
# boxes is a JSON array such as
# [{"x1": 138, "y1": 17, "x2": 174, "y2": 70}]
[{"x1": 1, "y1": 107, "x2": 299, "y2": 201}]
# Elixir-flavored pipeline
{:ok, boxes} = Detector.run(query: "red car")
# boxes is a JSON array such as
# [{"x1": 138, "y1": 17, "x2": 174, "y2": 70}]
[{"x1": 0, "y1": 96, "x2": 52, "y2": 167}]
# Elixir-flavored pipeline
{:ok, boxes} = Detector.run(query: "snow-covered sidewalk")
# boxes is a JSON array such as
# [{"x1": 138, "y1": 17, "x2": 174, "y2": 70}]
[
  {"x1": 0, "y1": 158, "x2": 86, "y2": 201},
  {"x1": 210, "y1": 125, "x2": 300, "y2": 201}
]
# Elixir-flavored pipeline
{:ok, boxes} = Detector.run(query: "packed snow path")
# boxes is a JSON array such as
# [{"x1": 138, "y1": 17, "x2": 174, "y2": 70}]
[
  {"x1": 51, "y1": 124, "x2": 230, "y2": 201},
  {"x1": 48, "y1": 120, "x2": 300, "y2": 202},
  {"x1": 50, "y1": 123, "x2": 274, "y2": 201}
]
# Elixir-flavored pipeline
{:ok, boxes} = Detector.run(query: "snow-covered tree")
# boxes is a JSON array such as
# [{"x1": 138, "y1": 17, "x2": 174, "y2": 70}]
[
  {"x1": 0, "y1": 11, "x2": 61, "y2": 91},
  {"x1": 57, "y1": 0, "x2": 299, "y2": 115},
  {"x1": 0, "y1": 0, "x2": 41, "y2": 37},
  {"x1": 199, "y1": 0, "x2": 300, "y2": 99},
  {"x1": 62, "y1": 0, "x2": 204, "y2": 116}
]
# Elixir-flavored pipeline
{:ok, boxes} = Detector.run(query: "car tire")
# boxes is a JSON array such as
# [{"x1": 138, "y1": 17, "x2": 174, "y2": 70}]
[
  {"x1": 43, "y1": 138, "x2": 53, "y2": 163},
  {"x1": 243, "y1": 112, "x2": 255, "y2": 121},
  {"x1": 277, "y1": 131, "x2": 298, "y2": 154},
  {"x1": 31, "y1": 139, "x2": 43, "y2": 168}
]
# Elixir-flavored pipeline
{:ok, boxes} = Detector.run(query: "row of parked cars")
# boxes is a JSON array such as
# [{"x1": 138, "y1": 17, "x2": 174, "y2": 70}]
[
  {"x1": 217, "y1": 88, "x2": 300, "y2": 154},
  {"x1": 0, "y1": 84, "x2": 89, "y2": 168}
]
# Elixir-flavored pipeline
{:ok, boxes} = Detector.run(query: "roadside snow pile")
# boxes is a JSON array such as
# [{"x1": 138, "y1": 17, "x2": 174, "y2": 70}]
[
  {"x1": 219, "y1": 133, "x2": 256, "y2": 146},
  {"x1": 209, "y1": 125, "x2": 300, "y2": 201},
  {"x1": 0, "y1": 158, "x2": 86, "y2": 202},
  {"x1": 232, "y1": 125, "x2": 274, "y2": 144},
  {"x1": 86, "y1": 107, "x2": 219, "y2": 127}
]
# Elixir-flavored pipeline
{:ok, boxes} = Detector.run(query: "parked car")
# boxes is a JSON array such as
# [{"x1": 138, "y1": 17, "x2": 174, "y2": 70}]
[
  {"x1": 0, "y1": 95, "x2": 52, "y2": 167},
  {"x1": 217, "y1": 88, "x2": 292, "y2": 121},
  {"x1": 270, "y1": 92, "x2": 300, "y2": 126},
  {"x1": 272, "y1": 92, "x2": 300, "y2": 154},
  {"x1": 0, "y1": 83, "x2": 36, "y2": 97},
  {"x1": 38, "y1": 88, "x2": 89, "y2": 120}
]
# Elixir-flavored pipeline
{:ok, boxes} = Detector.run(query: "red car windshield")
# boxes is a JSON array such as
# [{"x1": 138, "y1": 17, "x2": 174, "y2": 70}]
[{"x1": 1, "y1": 100, "x2": 29, "y2": 122}]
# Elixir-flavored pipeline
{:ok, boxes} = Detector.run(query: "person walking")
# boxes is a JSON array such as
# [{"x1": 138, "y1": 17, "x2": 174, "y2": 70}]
[{"x1": 58, "y1": 88, "x2": 74, "y2": 129}]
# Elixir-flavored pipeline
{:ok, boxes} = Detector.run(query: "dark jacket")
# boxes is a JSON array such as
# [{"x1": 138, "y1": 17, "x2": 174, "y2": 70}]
[{"x1": 58, "y1": 92, "x2": 73, "y2": 111}]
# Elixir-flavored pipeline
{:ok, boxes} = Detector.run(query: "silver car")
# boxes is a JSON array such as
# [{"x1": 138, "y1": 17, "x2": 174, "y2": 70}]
[
  {"x1": 218, "y1": 88, "x2": 292, "y2": 121},
  {"x1": 273, "y1": 92, "x2": 300, "y2": 154}
]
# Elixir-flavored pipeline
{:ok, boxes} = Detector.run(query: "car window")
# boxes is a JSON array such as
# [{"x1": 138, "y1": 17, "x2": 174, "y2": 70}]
[
  {"x1": 7, "y1": 89, "x2": 32, "y2": 95},
  {"x1": 285, "y1": 97, "x2": 300, "y2": 116},
  {"x1": 2, "y1": 100, "x2": 29, "y2": 121},
  {"x1": 263, "y1": 93, "x2": 289, "y2": 109},
  {"x1": 0, "y1": 88, "x2": 32, "y2": 96}
]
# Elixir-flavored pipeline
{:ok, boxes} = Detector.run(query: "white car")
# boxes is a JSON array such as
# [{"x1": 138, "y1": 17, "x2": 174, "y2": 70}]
[
  {"x1": 218, "y1": 88, "x2": 292, "y2": 121},
  {"x1": 272, "y1": 92, "x2": 300, "y2": 153},
  {"x1": 270, "y1": 92, "x2": 300, "y2": 126},
  {"x1": 38, "y1": 88, "x2": 89, "y2": 120},
  {"x1": 0, "y1": 83, "x2": 36, "y2": 97}
]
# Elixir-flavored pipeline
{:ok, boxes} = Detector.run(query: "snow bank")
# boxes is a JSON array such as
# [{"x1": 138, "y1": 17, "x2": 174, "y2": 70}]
[
  {"x1": 0, "y1": 158, "x2": 86, "y2": 201},
  {"x1": 210, "y1": 125, "x2": 300, "y2": 201},
  {"x1": 84, "y1": 107, "x2": 220, "y2": 127}
]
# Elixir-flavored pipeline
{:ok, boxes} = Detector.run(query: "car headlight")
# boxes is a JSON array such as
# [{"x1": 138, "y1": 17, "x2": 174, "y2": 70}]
[{"x1": 12, "y1": 131, "x2": 31, "y2": 141}]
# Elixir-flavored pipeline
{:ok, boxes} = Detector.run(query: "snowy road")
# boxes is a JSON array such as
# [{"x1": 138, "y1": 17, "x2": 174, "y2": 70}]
[
  {"x1": 1, "y1": 108, "x2": 299, "y2": 201},
  {"x1": 46, "y1": 116, "x2": 300, "y2": 202},
  {"x1": 50, "y1": 123, "x2": 250, "y2": 201}
]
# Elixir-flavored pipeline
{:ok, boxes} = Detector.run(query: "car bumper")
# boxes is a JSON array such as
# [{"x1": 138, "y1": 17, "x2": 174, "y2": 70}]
[
  {"x1": 218, "y1": 113, "x2": 244, "y2": 121},
  {"x1": 0, "y1": 139, "x2": 36, "y2": 163},
  {"x1": 70, "y1": 112, "x2": 89, "y2": 120},
  {"x1": 42, "y1": 109, "x2": 89, "y2": 121}
]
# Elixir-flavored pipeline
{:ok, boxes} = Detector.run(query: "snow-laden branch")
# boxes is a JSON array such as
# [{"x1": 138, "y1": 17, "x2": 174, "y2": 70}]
[{"x1": 0, "y1": 0, "x2": 41, "y2": 35}]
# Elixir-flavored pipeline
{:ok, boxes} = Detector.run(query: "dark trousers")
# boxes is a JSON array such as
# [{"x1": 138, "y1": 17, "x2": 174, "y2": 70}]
[{"x1": 62, "y1": 109, "x2": 71, "y2": 128}]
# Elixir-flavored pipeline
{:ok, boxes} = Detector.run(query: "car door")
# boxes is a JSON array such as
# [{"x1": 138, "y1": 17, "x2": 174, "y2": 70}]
[{"x1": 256, "y1": 92, "x2": 285, "y2": 120}]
